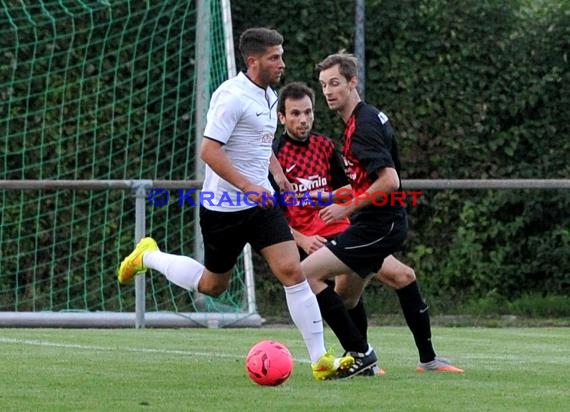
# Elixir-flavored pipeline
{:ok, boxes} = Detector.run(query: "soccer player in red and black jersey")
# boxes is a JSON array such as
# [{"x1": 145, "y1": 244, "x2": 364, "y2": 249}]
[
  {"x1": 273, "y1": 84, "x2": 350, "y2": 251},
  {"x1": 297, "y1": 54, "x2": 463, "y2": 377}
]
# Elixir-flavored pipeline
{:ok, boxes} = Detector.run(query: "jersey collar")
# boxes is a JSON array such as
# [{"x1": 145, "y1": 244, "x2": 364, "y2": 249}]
[
  {"x1": 282, "y1": 131, "x2": 311, "y2": 146},
  {"x1": 238, "y1": 72, "x2": 277, "y2": 109}
]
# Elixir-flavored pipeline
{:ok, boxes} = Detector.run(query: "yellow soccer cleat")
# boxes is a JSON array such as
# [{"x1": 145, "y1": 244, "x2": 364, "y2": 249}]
[
  {"x1": 311, "y1": 351, "x2": 354, "y2": 381},
  {"x1": 117, "y1": 237, "x2": 158, "y2": 284}
]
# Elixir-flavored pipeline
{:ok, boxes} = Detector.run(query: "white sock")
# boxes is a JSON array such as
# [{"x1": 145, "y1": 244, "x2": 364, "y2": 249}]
[
  {"x1": 284, "y1": 280, "x2": 326, "y2": 363},
  {"x1": 143, "y1": 251, "x2": 204, "y2": 291}
]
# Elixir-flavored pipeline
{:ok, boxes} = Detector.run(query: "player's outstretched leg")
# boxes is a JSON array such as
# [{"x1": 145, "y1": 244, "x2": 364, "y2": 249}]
[{"x1": 117, "y1": 237, "x2": 158, "y2": 284}]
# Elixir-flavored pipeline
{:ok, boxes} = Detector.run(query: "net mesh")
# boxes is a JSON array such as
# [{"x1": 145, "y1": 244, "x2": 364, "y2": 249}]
[{"x1": 0, "y1": 0, "x2": 250, "y2": 320}]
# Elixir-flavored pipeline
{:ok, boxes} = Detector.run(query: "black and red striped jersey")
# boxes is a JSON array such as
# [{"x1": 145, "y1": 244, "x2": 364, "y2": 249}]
[
  {"x1": 342, "y1": 102, "x2": 405, "y2": 223},
  {"x1": 273, "y1": 131, "x2": 350, "y2": 237}
]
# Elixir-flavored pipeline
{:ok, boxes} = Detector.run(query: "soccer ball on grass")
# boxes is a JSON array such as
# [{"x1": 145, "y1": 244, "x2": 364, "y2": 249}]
[{"x1": 245, "y1": 340, "x2": 294, "y2": 386}]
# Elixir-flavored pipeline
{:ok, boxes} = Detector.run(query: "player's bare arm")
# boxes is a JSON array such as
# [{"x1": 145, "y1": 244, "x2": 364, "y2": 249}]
[
  {"x1": 308, "y1": 184, "x2": 352, "y2": 204},
  {"x1": 319, "y1": 167, "x2": 399, "y2": 224},
  {"x1": 200, "y1": 138, "x2": 274, "y2": 207},
  {"x1": 269, "y1": 153, "x2": 294, "y2": 193}
]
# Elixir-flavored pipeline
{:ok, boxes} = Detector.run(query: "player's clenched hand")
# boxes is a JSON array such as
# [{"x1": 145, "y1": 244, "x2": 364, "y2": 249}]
[
  {"x1": 243, "y1": 183, "x2": 276, "y2": 208},
  {"x1": 319, "y1": 203, "x2": 350, "y2": 224},
  {"x1": 308, "y1": 190, "x2": 329, "y2": 202},
  {"x1": 300, "y1": 235, "x2": 328, "y2": 254},
  {"x1": 273, "y1": 173, "x2": 294, "y2": 193}
]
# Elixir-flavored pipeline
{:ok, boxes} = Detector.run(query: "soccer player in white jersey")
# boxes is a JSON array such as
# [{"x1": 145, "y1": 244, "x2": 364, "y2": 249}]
[{"x1": 117, "y1": 27, "x2": 353, "y2": 380}]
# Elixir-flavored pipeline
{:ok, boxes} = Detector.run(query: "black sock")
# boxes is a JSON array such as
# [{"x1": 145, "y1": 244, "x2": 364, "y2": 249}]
[
  {"x1": 316, "y1": 285, "x2": 368, "y2": 353},
  {"x1": 396, "y1": 281, "x2": 436, "y2": 363},
  {"x1": 347, "y1": 297, "x2": 368, "y2": 343}
]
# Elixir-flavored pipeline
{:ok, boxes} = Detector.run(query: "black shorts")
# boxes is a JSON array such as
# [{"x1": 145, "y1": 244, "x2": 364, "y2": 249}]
[
  {"x1": 199, "y1": 206, "x2": 293, "y2": 273},
  {"x1": 326, "y1": 216, "x2": 408, "y2": 278}
]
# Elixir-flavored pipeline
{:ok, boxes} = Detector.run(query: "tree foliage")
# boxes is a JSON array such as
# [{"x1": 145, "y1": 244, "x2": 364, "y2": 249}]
[{"x1": 232, "y1": 0, "x2": 570, "y2": 303}]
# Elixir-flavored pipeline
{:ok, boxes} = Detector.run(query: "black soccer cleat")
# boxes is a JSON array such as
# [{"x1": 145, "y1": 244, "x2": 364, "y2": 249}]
[{"x1": 336, "y1": 345, "x2": 378, "y2": 379}]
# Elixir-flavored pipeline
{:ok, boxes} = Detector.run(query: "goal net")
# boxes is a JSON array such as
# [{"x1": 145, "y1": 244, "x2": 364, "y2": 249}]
[{"x1": 0, "y1": 0, "x2": 262, "y2": 327}]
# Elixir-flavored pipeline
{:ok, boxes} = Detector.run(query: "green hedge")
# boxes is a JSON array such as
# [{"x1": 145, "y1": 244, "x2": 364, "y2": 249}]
[
  {"x1": 1, "y1": 1, "x2": 567, "y2": 312},
  {"x1": 232, "y1": 0, "x2": 570, "y2": 307}
]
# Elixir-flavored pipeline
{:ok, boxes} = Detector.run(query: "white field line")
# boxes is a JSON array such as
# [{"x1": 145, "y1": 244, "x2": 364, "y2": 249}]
[{"x1": 0, "y1": 337, "x2": 311, "y2": 364}]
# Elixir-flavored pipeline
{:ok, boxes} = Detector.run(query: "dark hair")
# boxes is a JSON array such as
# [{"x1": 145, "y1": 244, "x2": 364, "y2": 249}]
[
  {"x1": 238, "y1": 27, "x2": 283, "y2": 65},
  {"x1": 316, "y1": 51, "x2": 358, "y2": 81},
  {"x1": 277, "y1": 82, "x2": 315, "y2": 114}
]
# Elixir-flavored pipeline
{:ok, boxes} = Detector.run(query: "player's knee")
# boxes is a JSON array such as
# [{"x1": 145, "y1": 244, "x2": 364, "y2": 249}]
[
  {"x1": 278, "y1": 267, "x2": 305, "y2": 285},
  {"x1": 405, "y1": 267, "x2": 416, "y2": 282},
  {"x1": 212, "y1": 284, "x2": 229, "y2": 297},
  {"x1": 201, "y1": 284, "x2": 227, "y2": 297},
  {"x1": 198, "y1": 277, "x2": 229, "y2": 297},
  {"x1": 340, "y1": 295, "x2": 360, "y2": 309},
  {"x1": 334, "y1": 288, "x2": 360, "y2": 309},
  {"x1": 394, "y1": 266, "x2": 416, "y2": 288}
]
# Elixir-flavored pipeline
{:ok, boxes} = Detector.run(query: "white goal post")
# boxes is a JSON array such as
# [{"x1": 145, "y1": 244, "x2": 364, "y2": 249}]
[{"x1": 0, "y1": 0, "x2": 262, "y2": 328}]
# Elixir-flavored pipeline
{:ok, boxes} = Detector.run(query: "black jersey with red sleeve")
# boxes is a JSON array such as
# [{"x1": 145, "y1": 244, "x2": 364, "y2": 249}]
[
  {"x1": 342, "y1": 102, "x2": 406, "y2": 223},
  {"x1": 273, "y1": 131, "x2": 350, "y2": 237}
]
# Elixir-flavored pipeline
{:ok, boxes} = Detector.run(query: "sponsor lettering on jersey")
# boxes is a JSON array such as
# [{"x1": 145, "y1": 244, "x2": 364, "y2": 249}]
[
  {"x1": 261, "y1": 132, "x2": 274, "y2": 143},
  {"x1": 291, "y1": 175, "x2": 328, "y2": 193},
  {"x1": 378, "y1": 111, "x2": 389, "y2": 124},
  {"x1": 342, "y1": 157, "x2": 357, "y2": 181}
]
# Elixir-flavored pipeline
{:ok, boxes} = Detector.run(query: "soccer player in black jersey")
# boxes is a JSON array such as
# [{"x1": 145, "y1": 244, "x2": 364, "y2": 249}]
[
  {"x1": 274, "y1": 81, "x2": 463, "y2": 376},
  {"x1": 298, "y1": 53, "x2": 464, "y2": 377}
]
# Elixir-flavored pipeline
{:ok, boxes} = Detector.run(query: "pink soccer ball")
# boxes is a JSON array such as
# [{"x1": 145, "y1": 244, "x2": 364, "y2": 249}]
[{"x1": 245, "y1": 340, "x2": 294, "y2": 386}]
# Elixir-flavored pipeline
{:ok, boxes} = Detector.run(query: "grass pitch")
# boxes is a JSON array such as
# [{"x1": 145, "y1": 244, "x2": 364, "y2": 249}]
[{"x1": 0, "y1": 327, "x2": 568, "y2": 411}]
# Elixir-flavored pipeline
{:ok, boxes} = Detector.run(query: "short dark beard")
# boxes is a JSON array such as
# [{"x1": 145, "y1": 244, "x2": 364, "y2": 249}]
[{"x1": 286, "y1": 130, "x2": 309, "y2": 142}]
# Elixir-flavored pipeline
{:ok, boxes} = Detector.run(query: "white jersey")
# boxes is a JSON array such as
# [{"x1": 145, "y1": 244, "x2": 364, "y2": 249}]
[{"x1": 202, "y1": 72, "x2": 278, "y2": 211}]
